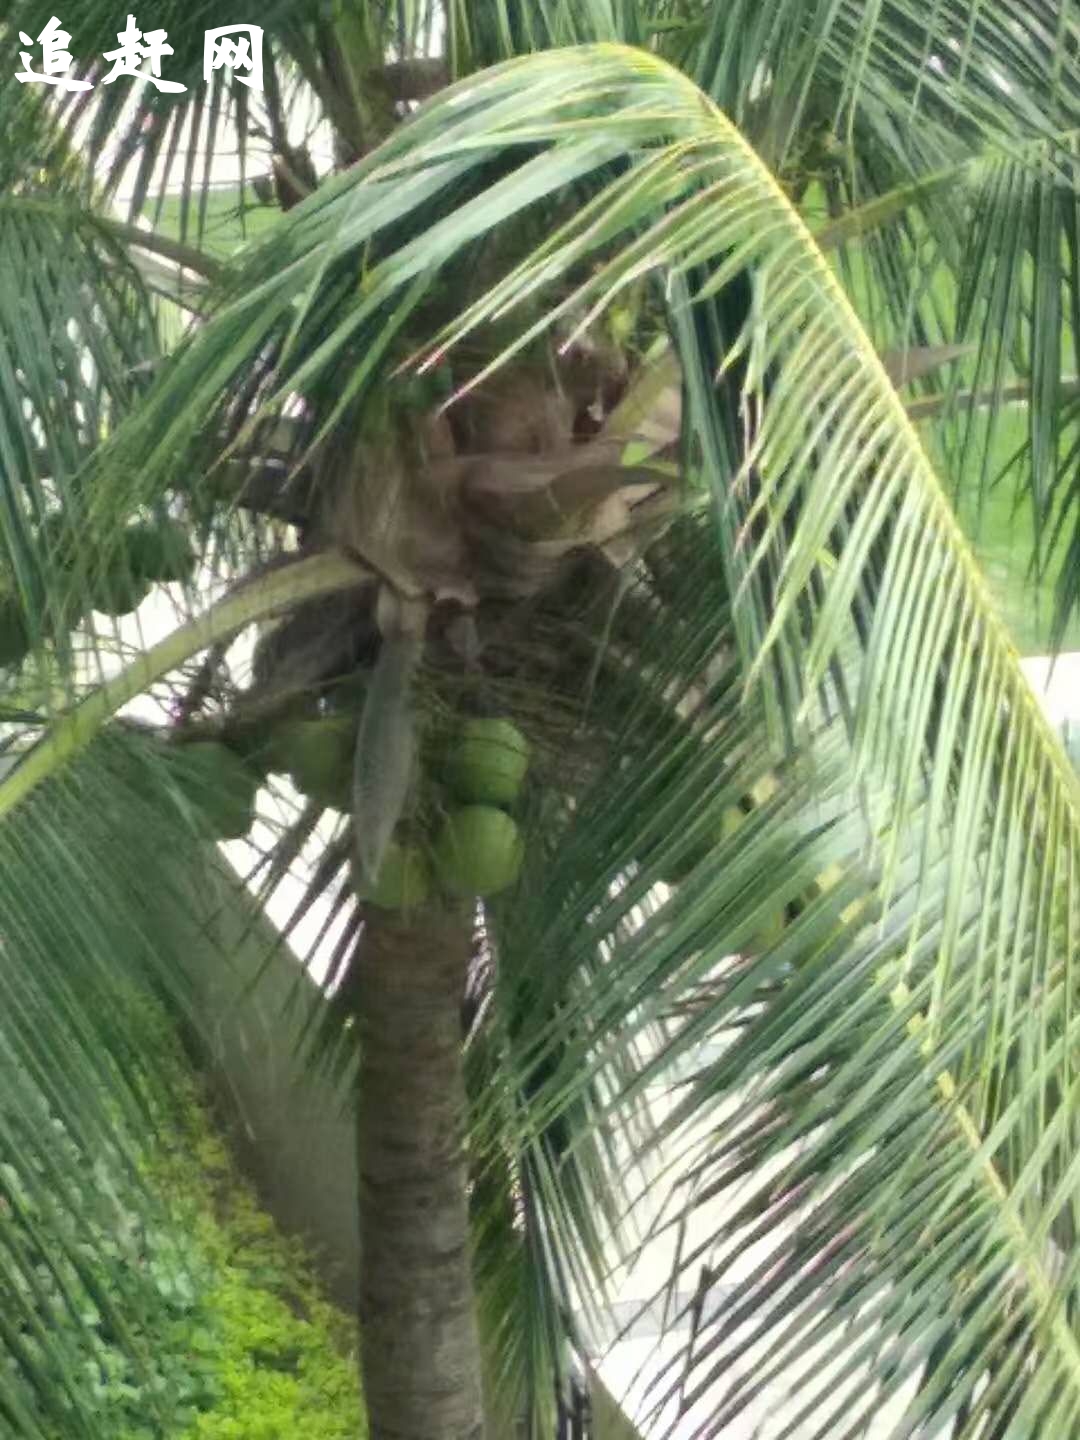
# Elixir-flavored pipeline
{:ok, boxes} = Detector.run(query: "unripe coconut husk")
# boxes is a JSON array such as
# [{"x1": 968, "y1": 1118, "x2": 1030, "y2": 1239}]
[
  {"x1": 88, "y1": 559, "x2": 153, "y2": 618},
  {"x1": 0, "y1": 599, "x2": 29, "y2": 668},
  {"x1": 224, "y1": 693, "x2": 318, "y2": 779},
  {"x1": 271, "y1": 713, "x2": 356, "y2": 811},
  {"x1": 661, "y1": 804, "x2": 743, "y2": 886},
  {"x1": 748, "y1": 905, "x2": 787, "y2": 955},
  {"x1": 127, "y1": 520, "x2": 196, "y2": 585},
  {"x1": 36, "y1": 515, "x2": 156, "y2": 619},
  {"x1": 174, "y1": 740, "x2": 259, "y2": 840},
  {"x1": 33, "y1": 514, "x2": 99, "y2": 629},
  {"x1": 222, "y1": 720, "x2": 278, "y2": 780},
  {"x1": 434, "y1": 805, "x2": 524, "y2": 898},
  {"x1": 443, "y1": 717, "x2": 530, "y2": 807},
  {"x1": 354, "y1": 841, "x2": 431, "y2": 910}
]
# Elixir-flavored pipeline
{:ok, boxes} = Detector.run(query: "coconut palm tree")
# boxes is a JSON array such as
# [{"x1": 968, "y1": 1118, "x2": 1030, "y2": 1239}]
[{"x1": 3, "y1": 2, "x2": 1080, "y2": 1437}]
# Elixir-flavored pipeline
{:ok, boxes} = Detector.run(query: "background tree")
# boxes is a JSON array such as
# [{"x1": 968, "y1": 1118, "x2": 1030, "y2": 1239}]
[{"x1": 3, "y1": 2, "x2": 1080, "y2": 1438}]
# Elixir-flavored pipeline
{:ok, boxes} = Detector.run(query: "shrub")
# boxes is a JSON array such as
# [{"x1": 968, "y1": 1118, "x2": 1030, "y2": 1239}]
[{"x1": 1, "y1": 1020, "x2": 363, "y2": 1438}]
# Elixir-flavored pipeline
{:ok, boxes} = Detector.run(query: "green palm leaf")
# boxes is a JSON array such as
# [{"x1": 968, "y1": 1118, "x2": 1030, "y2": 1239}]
[{"x1": 0, "y1": 197, "x2": 159, "y2": 641}]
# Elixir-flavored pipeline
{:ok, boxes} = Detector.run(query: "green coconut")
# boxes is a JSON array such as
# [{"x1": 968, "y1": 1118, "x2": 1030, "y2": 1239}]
[
  {"x1": 0, "y1": 599, "x2": 29, "y2": 669},
  {"x1": 355, "y1": 841, "x2": 431, "y2": 910},
  {"x1": 127, "y1": 520, "x2": 196, "y2": 584},
  {"x1": 174, "y1": 740, "x2": 259, "y2": 840},
  {"x1": 35, "y1": 515, "x2": 84, "y2": 626},
  {"x1": 272, "y1": 713, "x2": 356, "y2": 810},
  {"x1": 434, "y1": 805, "x2": 524, "y2": 898},
  {"x1": 661, "y1": 804, "x2": 743, "y2": 886},
  {"x1": 88, "y1": 557, "x2": 153, "y2": 617},
  {"x1": 221, "y1": 719, "x2": 276, "y2": 779},
  {"x1": 659, "y1": 834, "x2": 710, "y2": 886},
  {"x1": 748, "y1": 904, "x2": 788, "y2": 955},
  {"x1": 443, "y1": 717, "x2": 530, "y2": 807}
]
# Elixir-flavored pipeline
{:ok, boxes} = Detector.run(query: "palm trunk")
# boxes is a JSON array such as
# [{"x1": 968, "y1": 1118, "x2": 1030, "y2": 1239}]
[{"x1": 356, "y1": 905, "x2": 485, "y2": 1440}]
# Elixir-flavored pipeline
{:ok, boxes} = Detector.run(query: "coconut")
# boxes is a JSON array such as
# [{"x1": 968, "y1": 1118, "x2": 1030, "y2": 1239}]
[
  {"x1": 434, "y1": 806, "x2": 524, "y2": 898},
  {"x1": 35, "y1": 514, "x2": 85, "y2": 628},
  {"x1": 89, "y1": 558, "x2": 153, "y2": 617},
  {"x1": 174, "y1": 741, "x2": 259, "y2": 840},
  {"x1": 271, "y1": 713, "x2": 356, "y2": 810},
  {"x1": 661, "y1": 804, "x2": 743, "y2": 886},
  {"x1": 222, "y1": 719, "x2": 277, "y2": 779},
  {"x1": 660, "y1": 834, "x2": 711, "y2": 886},
  {"x1": 443, "y1": 717, "x2": 529, "y2": 807},
  {"x1": 127, "y1": 520, "x2": 196, "y2": 585},
  {"x1": 0, "y1": 599, "x2": 29, "y2": 669},
  {"x1": 356, "y1": 841, "x2": 431, "y2": 910},
  {"x1": 748, "y1": 905, "x2": 787, "y2": 954}
]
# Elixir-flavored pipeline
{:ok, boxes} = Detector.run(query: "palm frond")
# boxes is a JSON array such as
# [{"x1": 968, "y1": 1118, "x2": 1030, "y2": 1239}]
[
  {"x1": 0, "y1": 725, "x2": 279, "y2": 1435},
  {"x1": 0, "y1": 196, "x2": 159, "y2": 648}
]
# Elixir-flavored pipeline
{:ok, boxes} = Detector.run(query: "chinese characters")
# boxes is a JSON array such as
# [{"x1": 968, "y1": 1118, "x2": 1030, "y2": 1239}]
[
  {"x1": 204, "y1": 25, "x2": 263, "y2": 91},
  {"x1": 15, "y1": 16, "x2": 264, "y2": 93},
  {"x1": 101, "y1": 15, "x2": 185, "y2": 92},
  {"x1": 16, "y1": 17, "x2": 91, "y2": 91}
]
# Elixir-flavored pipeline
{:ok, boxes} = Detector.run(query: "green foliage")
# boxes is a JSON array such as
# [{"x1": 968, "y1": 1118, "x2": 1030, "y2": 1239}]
[
  {"x1": 1, "y1": 1082, "x2": 213, "y2": 1438},
  {"x1": 2, "y1": 1016, "x2": 363, "y2": 1440},
  {"x1": 157, "y1": 1088, "x2": 364, "y2": 1440},
  {"x1": 167, "y1": 741, "x2": 260, "y2": 841}
]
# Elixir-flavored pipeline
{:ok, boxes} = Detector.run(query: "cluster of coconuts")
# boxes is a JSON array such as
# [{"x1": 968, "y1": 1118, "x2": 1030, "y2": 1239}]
[
  {"x1": 166, "y1": 708, "x2": 356, "y2": 843},
  {"x1": 362, "y1": 717, "x2": 531, "y2": 911},
  {"x1": 0, "y1": 516, "x2": 196, "y2": 669},
  {"x1": 167, "y1": 710, "x2": 532, "y2": 914},
  {"x1": 86, "y1": 519, "x2": 196, "y2": 615}
]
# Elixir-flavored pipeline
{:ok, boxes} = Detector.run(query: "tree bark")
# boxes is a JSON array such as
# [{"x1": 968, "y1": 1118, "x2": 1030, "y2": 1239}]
[{"x1": 356, "y1": 906, "x2": 486, "y2": 1440}]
